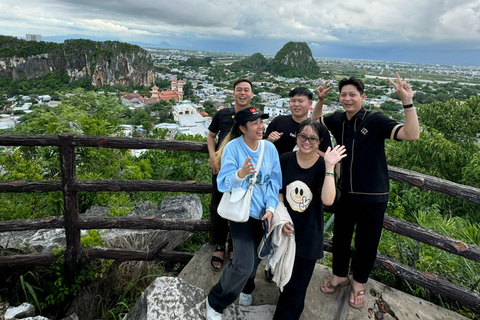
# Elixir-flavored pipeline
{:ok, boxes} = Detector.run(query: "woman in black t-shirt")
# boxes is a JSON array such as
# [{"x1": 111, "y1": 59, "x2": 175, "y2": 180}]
[{"x1": 273, "y1": 120, "x2": 346, "y2": 320}]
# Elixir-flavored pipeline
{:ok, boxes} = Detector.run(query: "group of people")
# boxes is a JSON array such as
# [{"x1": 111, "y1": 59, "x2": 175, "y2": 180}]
[{"x1": 205, "y1": 74, "x2": 420, "y2": 320}]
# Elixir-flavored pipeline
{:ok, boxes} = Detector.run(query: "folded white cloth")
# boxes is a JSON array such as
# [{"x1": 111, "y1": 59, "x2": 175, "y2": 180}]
[{"x1": 258, "y1": 202, "x2": 296, "y2": 291}]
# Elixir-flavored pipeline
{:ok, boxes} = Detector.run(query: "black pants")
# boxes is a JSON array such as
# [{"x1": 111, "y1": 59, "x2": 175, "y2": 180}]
[
  {"x1": 210, "y1": 173, "x2": 232, "y2": 248},
  {"x1": 332, "y1": 197, "x2": 388, "y2": 284},
  {"x1": 208, "y1": 218, "x2": 263, "y2": 313},
  {"x1": 273, "y1": 255, "x2": 317, "y2": 320}
]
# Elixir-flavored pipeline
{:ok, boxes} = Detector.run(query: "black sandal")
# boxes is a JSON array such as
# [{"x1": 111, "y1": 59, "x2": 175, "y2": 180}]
[{"x1": 210, "y1": 245, "x2": 225, "y2": 272}]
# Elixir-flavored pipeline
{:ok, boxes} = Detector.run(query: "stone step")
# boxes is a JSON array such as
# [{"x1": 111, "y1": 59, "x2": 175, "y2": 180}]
[
  {"x1": 124, "y1": 243, "x2": 470, "y2": 319},
  {"x1": 179, "y1": 243, "x2": 469, "y2": 320}
]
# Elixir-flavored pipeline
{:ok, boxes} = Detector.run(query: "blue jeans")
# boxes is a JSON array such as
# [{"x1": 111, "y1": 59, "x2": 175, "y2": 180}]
[{"x1": 208, "y1": 217, "x2": 263, "y2": 313}]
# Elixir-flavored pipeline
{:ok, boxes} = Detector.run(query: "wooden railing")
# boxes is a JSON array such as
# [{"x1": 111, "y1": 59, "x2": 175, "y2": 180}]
[{"x1": 0, "y1": 134, "x2": 479, "y2": 312}]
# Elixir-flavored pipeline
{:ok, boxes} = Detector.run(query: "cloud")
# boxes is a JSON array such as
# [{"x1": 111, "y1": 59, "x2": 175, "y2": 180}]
[{"x1": 0, "y1": 0, "x2": 479, "y2": 65}]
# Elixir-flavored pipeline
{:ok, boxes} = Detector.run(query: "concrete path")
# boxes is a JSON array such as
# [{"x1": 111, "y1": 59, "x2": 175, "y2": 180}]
[{"x1": 179, "y1": 243, "x2": 469, "y2": 320}]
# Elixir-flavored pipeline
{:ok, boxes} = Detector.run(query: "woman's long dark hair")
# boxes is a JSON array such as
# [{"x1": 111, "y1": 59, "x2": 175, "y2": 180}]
[{"x1": 214, "y1": 122, "x2": 244, "y2": 168}]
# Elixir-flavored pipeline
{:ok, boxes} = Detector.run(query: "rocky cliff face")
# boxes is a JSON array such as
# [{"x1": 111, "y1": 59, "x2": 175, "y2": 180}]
[
  {"x1": 268, "y1": 41, "x2": 320, "y2": 78},
  {"x1": 0, "y1": 37, "x2": 154, "y2": 87}
]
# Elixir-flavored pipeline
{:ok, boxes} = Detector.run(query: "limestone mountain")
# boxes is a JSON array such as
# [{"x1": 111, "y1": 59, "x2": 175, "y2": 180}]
[
  {"x1": 230, "y1": 52, "x2": 269, "y2": 72},
  {"x1": 268, "y1": 41, "x2": 320, "y2": 78},
  {"x1": 0, "y1": 35, "x2": 154, "y2": 87}
]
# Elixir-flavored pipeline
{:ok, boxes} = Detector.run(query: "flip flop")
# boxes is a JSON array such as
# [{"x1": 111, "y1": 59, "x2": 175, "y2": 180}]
[
  {"x1": 321, "y1": 277, "x2": 350, "y2": 294},
  {"x1": 210, "y1": 245, "x2": 225, "y2": 272},
  {"x1": 349, "y1": 286, "x2": 366, "y2": 309}
]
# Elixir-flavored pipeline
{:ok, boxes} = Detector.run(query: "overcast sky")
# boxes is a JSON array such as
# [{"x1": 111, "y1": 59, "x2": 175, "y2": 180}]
[{"x1": 1, "y1": 0, "x2": 479, "y2": 66}]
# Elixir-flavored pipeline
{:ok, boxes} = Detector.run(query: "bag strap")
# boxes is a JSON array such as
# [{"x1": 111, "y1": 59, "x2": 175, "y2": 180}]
[{"x1": 249, "y1": 140, "x2": 264, "y2": 185}]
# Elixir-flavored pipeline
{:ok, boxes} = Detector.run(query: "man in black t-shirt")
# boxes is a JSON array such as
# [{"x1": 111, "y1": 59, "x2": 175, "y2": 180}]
[
  {"x1": 207, "y1": 78, "x2": 254, "y2": 271},
  {"x1": 265, "y1": 87, "x2": 331, "y2": 155}
]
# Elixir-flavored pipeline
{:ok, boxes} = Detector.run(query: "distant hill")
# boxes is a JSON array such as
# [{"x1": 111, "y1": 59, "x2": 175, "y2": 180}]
[
  {"x1": 230, "y1": 52, "x2": 270, "y2": 72},
  {"x1": 268, "y1": 41, "x2": 320, "y2": 78},
  {"x1": 0, "y1": 35, "x2": 154, "y2": 87},
  {"x1": 229, "y1": 42, "x2": 319, "y2": 78}
]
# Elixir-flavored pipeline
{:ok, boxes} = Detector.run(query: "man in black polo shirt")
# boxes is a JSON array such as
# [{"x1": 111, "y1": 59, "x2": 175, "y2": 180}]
[
  {"x1": 265, "y1": 87, "x2": 331, "y2": 155},
  {"x1": 312, "y1": 73, "x2": 419, "y2": 309},
  {"x1": 207, "y1": 78, "x2": 254, "y2": 271}
]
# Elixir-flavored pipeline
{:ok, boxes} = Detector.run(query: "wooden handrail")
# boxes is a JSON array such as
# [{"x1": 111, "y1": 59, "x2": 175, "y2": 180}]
[
  {"x1": 0, "y1": 134, "x2": 479, "y2": 311},
  {"x1": 388, "y1": 165, "x2": 480, "y2": 204}
]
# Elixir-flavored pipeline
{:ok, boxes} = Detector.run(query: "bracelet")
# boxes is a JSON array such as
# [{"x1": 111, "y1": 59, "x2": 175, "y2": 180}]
[
  {"x1": 325, "y1": 172, "x2": 335, "y2": 177},
  {"x1": 404, "y1": 107, "x2": 417, "y2": 112},
  {"x1": 403, "y1": 104, "x2": 414, "y2": 109}
]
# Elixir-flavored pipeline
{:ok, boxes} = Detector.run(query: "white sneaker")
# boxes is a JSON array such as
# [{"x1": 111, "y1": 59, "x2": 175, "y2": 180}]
[
  {"x1": 205, "y1": 298, "x2": 222, "y2": 320},
  {"x1": 238, "y1": 292, "x2": 252, "y2": 306}
]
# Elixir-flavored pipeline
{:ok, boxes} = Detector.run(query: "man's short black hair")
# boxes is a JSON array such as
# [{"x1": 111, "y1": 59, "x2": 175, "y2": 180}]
[
  {"x1": 338, "y1": 77, "x2": 365, "y2": 95},
  {"x1": 289, "y1": 87, "x2": 313, "y2": 100},
  {"x1": 233, "y1": 78, "x2": 253, "y2": 91}
]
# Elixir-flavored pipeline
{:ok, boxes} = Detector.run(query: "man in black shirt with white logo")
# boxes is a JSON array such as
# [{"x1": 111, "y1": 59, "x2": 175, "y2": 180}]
[{"x1": 265, "y1": 87, "x2": 331, "y2": 155}]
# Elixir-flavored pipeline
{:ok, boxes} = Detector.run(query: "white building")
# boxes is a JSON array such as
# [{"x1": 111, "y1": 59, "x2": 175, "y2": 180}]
[
  {"x1": 0, "y1": 116, "x2": 18, "y2": 130},
  {"x1": 26, "y1": 34, "x2": 42, "y2": 42},
  {"x1": 177, "y1": 113, "x2": 209, "y2": 137},
  {"x1": 12, "y1": 103, "x2": 33, "y2": 113},
  {"x1": 258, "y1": 92, "x2": 281, "y2": 103},
  {"x1": 172, "y1": 101, "x2": 199, "y2": 122},
  {"x1": 263, "y1": 98, "x2": 290, "y2": 118}
]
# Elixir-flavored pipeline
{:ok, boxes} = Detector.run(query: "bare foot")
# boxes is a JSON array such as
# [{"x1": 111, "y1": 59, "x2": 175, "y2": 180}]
[
  {"x1": 349, "y1": 280, "x2": 366, "y2": 308},
  {"x1": 321, "y1": 274, "x2": 350, "y2": 294}
]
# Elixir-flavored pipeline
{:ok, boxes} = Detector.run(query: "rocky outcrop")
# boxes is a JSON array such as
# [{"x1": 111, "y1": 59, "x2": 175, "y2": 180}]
[
  {"x1": 0, "y1": 195, "x2": 202, "y2": 253},
  {"x1": 123, "y1": 276, "x2": 276, "y2": 320},
  {"x1": 0, "y1": 37, "x2": 154, "y2": 87},
  {"x1": 268, "y1": 41, "x2": 320, "y2": 78}
]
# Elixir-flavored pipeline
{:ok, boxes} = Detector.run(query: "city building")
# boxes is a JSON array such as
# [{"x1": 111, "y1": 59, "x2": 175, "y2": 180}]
[
  {"x1": 147, "y1": 79, "x2": 184, "y2": 104},
  {"x1": 26, "y1": 34, "x2": 42, "y2": 42},
  {"x1": 258, "y1": 92, "x2": 281, "y2": 103}
]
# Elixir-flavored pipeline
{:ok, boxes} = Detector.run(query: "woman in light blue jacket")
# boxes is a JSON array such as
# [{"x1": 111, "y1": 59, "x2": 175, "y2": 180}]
[{"x1": 206, "y1": 107, "x2": 282, "y2": 320}]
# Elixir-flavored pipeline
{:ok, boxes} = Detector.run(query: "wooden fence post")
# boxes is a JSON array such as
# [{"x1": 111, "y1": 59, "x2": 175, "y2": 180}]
[{"x1": 59, "y1": 133, "x2": 81, "y2": 283}]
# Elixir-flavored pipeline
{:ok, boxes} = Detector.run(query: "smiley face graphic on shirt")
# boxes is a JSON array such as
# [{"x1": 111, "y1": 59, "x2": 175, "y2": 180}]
[{"x1": 286, "y1": 180, "x2": 312, "y2": 212}]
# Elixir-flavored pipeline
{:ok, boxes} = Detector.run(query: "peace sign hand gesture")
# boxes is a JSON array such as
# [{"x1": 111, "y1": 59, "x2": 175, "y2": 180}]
[
  {"x1": 387, "y1": 72, "x2": 413, "y2": 105},
  {"x1": 316, "y1": 80, "x2": 333, "y2": 99}
]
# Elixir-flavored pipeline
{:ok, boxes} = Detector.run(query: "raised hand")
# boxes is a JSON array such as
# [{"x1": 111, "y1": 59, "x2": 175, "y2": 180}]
[
  {"x1": 324, "y1": 145, "x2": 347, "y2": 166},
  {"x1": 267, "y1": 131, "x2": 283, "y2": 143},
  {"x1": 237, "y1": 156, "x2": 255, "y2": 179},
  {"x1": 387, "y1": 72, "x2": 413, "y2": 104},
  {"x1": 316, "y1": 80, "x2": 333, "y2": 99}
]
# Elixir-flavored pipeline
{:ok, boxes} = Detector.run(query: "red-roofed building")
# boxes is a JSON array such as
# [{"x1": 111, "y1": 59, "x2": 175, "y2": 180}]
[{"x1": 148, "y1": 79, "x2": 184, "y2": 104}]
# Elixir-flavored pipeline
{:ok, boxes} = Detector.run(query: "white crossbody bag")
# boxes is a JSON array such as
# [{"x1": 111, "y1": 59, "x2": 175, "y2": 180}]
[{"x1": 217, "y1": 140, "x2": 265, "y2": 222}]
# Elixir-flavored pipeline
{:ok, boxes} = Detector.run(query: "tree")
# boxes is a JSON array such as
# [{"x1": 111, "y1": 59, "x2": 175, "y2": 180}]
[
  {"x1": 142, "y1": 121, "x2": 153, "y2": 134},
  {"x1": 417, "y1": 97, "x2": 480, "y2": 144},
  {"x1": 380, "y1": 100, "x2": 402, "y2": 111},
  {"x1": 183, "y1": 81, "x2": 193, "y2": 100},
  {"x1": 202, "y1": 100, "x2": 217, "y2": 116},
  {"x1": 385, "y1": 97, "x2": 480, "y2": 222}
]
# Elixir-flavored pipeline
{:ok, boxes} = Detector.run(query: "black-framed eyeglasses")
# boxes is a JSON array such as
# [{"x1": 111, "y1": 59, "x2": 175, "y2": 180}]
[{"x1": 297, "y1": 133, "x2": 319, "y2": 144}]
